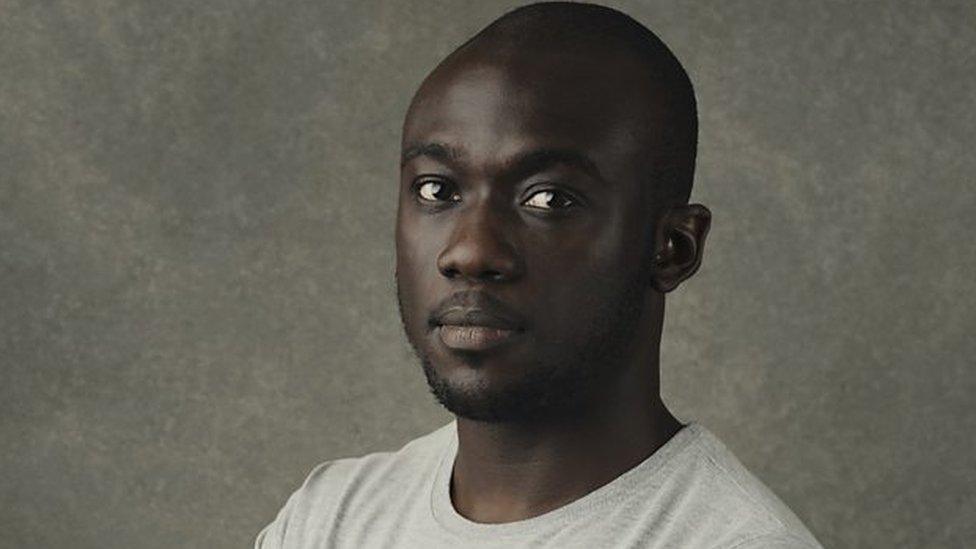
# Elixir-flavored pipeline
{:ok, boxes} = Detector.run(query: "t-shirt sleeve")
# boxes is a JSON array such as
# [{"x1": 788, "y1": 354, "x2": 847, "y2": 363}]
[
  {"x1": 253, "y1": 461, "x2": 336, "y2": 549},
  {"x1": 253, "y1": 480, "x2": 304, "y2": 549}
]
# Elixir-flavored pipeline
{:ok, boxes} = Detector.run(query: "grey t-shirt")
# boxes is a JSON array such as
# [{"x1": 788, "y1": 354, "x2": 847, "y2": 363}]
[{"x1": 255, "y1": 422, "x2": 822, "y2": 548}]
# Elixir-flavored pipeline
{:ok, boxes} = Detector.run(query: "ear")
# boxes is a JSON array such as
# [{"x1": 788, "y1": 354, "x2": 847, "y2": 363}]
[{"x1": 650, "y1": 203, "x2": 711, "y2": 293}]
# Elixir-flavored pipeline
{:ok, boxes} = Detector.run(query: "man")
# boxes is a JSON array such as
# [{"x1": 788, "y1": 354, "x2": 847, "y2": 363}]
[{"x1": 256, "y1": 2, "x2": 822, "y2": 547}]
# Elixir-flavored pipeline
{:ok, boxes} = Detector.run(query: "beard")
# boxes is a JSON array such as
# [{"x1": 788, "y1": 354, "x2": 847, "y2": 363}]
[{"x1": 395, "y1": 266, "x2": 650, "y2": 424}]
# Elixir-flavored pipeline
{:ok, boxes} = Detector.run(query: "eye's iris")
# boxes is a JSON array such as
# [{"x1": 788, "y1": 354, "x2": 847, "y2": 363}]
[
  {"x1": 416, "y1": 182, "x2": 574, "y2": 209},
  {"x1": 524, "y1": 190, "x2": 574, "y2": 210},
  {"x1": 418, "y1": 180, "x2": 455, "y2": 202}
]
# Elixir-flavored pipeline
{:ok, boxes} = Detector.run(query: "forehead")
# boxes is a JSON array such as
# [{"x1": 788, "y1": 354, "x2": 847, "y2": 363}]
[{"x1": 402, "y1": 52, "x2": 661, "y2": 174}]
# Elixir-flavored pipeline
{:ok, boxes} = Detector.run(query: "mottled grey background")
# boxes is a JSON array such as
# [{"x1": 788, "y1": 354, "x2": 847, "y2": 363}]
[{"x1": 1, "y1": 1, "x2": 973, "y2": 547}]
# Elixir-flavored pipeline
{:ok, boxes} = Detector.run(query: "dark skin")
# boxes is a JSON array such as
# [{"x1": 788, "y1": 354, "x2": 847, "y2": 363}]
[{"x1": 396, "y1": 45, "x2": 711, "y2": 523}]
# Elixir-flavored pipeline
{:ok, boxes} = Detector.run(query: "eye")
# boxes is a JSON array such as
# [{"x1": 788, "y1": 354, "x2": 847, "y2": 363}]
[
  {"x1": 522, "y1": 189, "x2": 576, "y2": 211},
  {"x1": 415, "y1": 179, "x2": 459, "y2": 203}
]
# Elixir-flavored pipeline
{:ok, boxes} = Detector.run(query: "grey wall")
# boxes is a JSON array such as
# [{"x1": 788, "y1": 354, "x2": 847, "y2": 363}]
[{"x1": 1, "y1": 1, "x2": 973, "y2": 547}]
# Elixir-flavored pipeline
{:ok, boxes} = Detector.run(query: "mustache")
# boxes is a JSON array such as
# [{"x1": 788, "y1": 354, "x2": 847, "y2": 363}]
[{"x1": 428, "y1": 290, "x2": 527, "y2": 331}]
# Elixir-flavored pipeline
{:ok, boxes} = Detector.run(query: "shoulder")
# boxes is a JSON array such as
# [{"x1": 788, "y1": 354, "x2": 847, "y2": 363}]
[
  {"x1": 661, "y1": 424, "x2": 822, "y2": 549},
  {"x1": 254, "y1": 422, "x2": 454, "y2": 548},
  {"x1": 721, "y1": 531, "x2": 821, "y2": 549}
]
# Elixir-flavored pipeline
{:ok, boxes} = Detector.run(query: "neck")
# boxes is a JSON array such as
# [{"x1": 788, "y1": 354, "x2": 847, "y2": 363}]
[{"x1": 449, "y1": 342, "x2": 681, "y2": 523}]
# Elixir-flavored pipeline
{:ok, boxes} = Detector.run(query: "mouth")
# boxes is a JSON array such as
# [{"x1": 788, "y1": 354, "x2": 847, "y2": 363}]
[
  {"x1": 429, "y1": 299, "x2": 527, "y2": 353},
  {"x1": 435, "y1": 324, "x2": 523, "y2": 352}
]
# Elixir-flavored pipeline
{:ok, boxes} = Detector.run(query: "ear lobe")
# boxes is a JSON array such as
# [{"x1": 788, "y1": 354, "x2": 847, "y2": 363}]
[{"x1": 650, "y1": 204, "x2": 712, "y2": 293}]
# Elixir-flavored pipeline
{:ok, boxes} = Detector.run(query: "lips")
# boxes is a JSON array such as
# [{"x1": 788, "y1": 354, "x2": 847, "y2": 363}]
[
  {"x1": 434, "y1": 309, "x2": 525, "y2": 352},
  {"x1": 434, "y1": 308, "x2": 524, "y2": 331},
  {"x1": 436, "y1": 324, "x2": 520, "y2": 351},
  {"x1": 430, "y1": 293, "x2": 526, "y2": 352}
]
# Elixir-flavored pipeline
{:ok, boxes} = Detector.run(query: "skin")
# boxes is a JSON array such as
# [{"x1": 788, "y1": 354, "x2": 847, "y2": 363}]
[{"x1": 395, "y1": 44, "x2": 711, "y2": 523}]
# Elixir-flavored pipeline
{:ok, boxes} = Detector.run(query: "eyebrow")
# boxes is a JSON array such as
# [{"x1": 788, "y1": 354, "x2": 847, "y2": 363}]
[
  {"x1": 401, "y1": 142, "x2": 605, "y2": 182},
  {"x1": 400, "y1": 142, "x2": 463, "y2": 167}
]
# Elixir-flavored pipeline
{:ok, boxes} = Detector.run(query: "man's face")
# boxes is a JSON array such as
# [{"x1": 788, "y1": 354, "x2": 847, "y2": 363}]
[{"x1": 395, "y1": 51, "x2": 662, "y2": 422}]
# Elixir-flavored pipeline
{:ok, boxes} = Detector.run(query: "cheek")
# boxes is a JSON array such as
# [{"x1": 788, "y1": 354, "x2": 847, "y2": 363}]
[
  {"x1": 396, "y1": 215, "x2": 445, "y2": 313},
  {"x1": 521, "y1": 213, "x2": 640, "y2": 322},
  {"x1": 523, "y1": 207, "x2": 634, "y2": 280},
  {"x1": 396, "y1": 207, "x2": 433, "y2": 271}
]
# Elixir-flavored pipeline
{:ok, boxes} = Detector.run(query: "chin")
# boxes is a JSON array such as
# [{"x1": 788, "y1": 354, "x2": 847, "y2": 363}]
[{"x1": 419, "y1": 352, "x2": 595, "y2": 423}]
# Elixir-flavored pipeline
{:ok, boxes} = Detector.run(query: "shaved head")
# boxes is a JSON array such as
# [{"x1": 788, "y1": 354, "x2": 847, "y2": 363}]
[{"x1": 412, "y1": 1, "x2": 698, "y2": 211}]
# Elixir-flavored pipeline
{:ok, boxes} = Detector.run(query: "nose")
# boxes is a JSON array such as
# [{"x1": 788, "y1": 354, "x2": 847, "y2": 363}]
[{"x1": 436, "y1": 200, "x2": 523, "y2": 283}]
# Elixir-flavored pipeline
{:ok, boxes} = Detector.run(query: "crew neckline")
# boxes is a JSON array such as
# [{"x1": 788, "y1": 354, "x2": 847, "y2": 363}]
[{"x1": 429, "y1": 421, "x2": 705, "y2": 539}]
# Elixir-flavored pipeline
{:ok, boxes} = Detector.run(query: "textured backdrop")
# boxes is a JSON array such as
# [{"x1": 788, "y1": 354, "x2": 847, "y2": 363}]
[{"x1": 1, "y1": 1, "x2": 974, "y2": 548}]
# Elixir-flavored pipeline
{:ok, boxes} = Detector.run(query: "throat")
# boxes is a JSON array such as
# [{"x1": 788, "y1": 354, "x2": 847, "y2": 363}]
[{"x1": 449, "y1": 403, "x2": 682, "y2": 524}]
